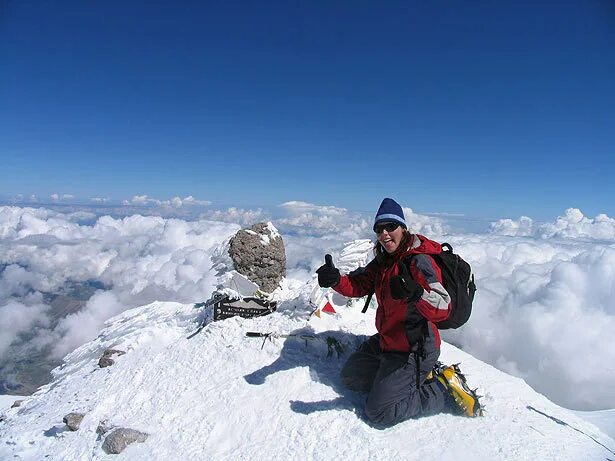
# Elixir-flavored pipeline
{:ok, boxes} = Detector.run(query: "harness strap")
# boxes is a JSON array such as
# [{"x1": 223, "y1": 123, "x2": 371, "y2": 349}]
[
  {"x1": 362, "y1": 292, "x2": 373, "y2": 313},
  {"x1": 413, "y1": 321, "x2": 429, "y2": 389},
  {"x1": 415, "y1": 349, "x2": 421, "y2": 389}
]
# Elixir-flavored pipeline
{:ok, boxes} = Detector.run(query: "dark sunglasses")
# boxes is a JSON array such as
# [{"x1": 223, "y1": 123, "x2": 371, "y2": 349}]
[{"x1": 375, "y1": 222, "x2": 400, "y2": 234}]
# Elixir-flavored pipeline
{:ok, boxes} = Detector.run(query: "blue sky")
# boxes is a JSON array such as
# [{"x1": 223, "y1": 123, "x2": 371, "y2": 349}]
[{"x1": 1, "y1": 1, "x2": 614, "y2": 220}]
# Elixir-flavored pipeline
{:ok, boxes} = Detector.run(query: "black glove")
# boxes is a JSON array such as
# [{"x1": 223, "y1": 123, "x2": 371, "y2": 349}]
[
  {"x1": 390, "y1": 260, "x2": 423, "y2": 301},
  {"x1": 316, "y1": 254, "x2": 340, "y2": 288}
]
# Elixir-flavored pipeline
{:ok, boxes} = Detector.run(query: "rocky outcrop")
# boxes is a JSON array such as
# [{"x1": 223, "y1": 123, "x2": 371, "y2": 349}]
[
  {"x1": 102, "y1": 428, "x2": 149, "y2": 454},
  {"x1": 98, "y1": 349, "x2": 126, "y2": 368},
  {"x1": 63, "y1": 412, "x2": 85, "y2": 431},
  {"x1": 228, "y1": 222, "x2": 286, "y2": 293},
  {"x1": 96, "y1": 419, "x2": 113, "y2": 437}
]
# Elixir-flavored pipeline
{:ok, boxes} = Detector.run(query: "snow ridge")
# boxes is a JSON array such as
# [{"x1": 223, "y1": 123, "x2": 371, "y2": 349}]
[{"x1": 1, "y1": 281, "x2": 614, "y2": 460}]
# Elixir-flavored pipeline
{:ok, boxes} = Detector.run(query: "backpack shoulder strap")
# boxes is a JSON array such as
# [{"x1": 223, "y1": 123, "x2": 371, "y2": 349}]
[
  {"x1": 360, "y1": 258, "x2": 381, "y2": 313},
  {"x1": 361, "y1": 292, "x2": 373, "y2": 313}
]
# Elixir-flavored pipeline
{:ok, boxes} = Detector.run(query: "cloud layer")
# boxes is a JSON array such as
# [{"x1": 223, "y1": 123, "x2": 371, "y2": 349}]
[
  {"x1": 1, "y1": 204, "x2": 615, "y2": 411},
  {"x1": 122, "y1": 195, "x2": 212, "y2": 208},
  {"x1": 441, "y1": 234, "x2": 615, "y2": 410},
  {"x1": 0, "y1": 206, "x2": 237, "y2": 361}
]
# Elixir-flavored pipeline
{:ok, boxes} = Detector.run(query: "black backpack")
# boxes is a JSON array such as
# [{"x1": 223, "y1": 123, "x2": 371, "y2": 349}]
[
  {"x1": 362, "y1": 242, "x2": 476, "y2": 330},
  {"x1": 424, "y1": 242, "x2": 476, "y2": 329}
]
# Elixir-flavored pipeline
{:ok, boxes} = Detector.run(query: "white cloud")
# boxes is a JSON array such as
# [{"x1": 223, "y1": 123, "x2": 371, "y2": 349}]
[
  {"x1": 490, "y1": 216, "x2": 534, "y2": 236},
  {"x1": 0, "y1": 300, "x2": 49, "y2": 357},
  {"x1": 491, "y1": 208, "x2": 615, "y2": 242},
  {"x1": 50, "y1": 291, "x2": 126, "y2": 359},
  {"x1": 402, "y1": 207, "x2": 447, "y2": 236},
  {"x1": 123, "y1": 195, "x2": 212, "y2": 208},
  {"x1": 200, "y1": 207, "x2": 267, "y2": 226},
  {"x1": 442, "y1": 233, "x2": 615, "y2": 410},
  {"x1": 90, "y1": 197, "x2": 110, "y2": 203},
  {"x1": 275, "y1": 201, "x2": 446, "y2": 240},
  {"x1": 49, "y1": 194, "x2": 74, "y2": 202},
  {"x1": 2, "y1": 204, "x2": 615, "y2": 410},
  {"x1": 541, "y1": 208, "x2": 615, "y2": 240},
  {"x1": 0, "y1": 264, "x2": 40, "y2": 297},
  {"x1": 124, "y1": 195, "x2": 152, "y2": 205},
  {"x1": 276, "y1": 201, "x2": 369, "y2": 240},
  {"x1": 169, "y1": 195, "x2": 211, "y2": 207},
  {"x1": 279, "y1": 201, "x2": 349, "y2": 216},
  {"x1": 0, "y1": 206, "x2": 239, "y2": 364}
]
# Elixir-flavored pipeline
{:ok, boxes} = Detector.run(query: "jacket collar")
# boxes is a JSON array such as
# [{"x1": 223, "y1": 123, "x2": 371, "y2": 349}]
[{"x1": 400, "y1": 234, "x2": 442, "y2": 258}]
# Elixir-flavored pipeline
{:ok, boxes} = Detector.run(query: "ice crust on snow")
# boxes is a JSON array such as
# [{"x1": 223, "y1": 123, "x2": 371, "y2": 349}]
[
  {"x1": 337, "y1": 239, "x2": 374, "y2": 274},
  {"x1": 1, "y1": 286, "x2": 614, "y2": 460}
]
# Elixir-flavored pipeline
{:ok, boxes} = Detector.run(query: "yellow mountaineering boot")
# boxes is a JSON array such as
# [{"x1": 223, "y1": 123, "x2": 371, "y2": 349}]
[{"x1": 435, "y1": 363, "x2": 483, "y2": 417}]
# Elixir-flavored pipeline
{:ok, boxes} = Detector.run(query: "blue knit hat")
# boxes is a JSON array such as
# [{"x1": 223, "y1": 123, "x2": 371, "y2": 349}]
[{"x1": 373, "y1": 198, "x2": 407, "y2": 232}]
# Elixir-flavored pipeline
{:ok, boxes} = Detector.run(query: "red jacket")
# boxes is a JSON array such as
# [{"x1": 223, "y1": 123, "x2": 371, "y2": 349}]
[{"x1": 333, "y1": 234, "x2": 451, "y2": 352}]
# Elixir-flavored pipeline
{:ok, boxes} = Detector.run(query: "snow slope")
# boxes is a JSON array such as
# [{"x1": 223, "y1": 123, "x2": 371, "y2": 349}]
[
  {"x1": 1, "y1": 281, "x2": 614, "y2": 460},
  {"x1": 573, "y1": 409, "x2": 615, "y2": 440},
  {"x1": 0, "y1": 395, "x2": 24, "y2": 412}
]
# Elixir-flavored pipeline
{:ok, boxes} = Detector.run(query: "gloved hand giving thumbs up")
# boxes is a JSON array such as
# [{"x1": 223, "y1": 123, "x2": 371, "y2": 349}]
[{"x1": 316, "y1": 254, "x2": 340, "y2": 288}]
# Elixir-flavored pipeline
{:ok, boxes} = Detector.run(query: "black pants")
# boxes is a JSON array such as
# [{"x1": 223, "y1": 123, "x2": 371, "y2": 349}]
[{"x1": 340, "y1": 331, "x2": 446, "y2": 426}]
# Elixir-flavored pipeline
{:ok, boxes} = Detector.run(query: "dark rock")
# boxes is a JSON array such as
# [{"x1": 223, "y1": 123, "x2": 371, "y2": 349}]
[
  {"x1": 98, "y1": 349, "x2": 126, "y2": 368},
  {"x1": 11, "y1": 400, "x2": 23, "y2": 408},
  {"x1": 228, "y1": 222, "x2": 286, "y2": 293},
  {"x1": 96, "y1": 420, "x2": 113, "y2": 437},
  {"x1": 98, "y1": 356, "x2": 114, "y2": 368},
  {"x1": 102, "y1": 428, "x2": 148, "y2": 454},
  {"x1": 63, "y1": 412, "x2": 85, "y2": 431}
]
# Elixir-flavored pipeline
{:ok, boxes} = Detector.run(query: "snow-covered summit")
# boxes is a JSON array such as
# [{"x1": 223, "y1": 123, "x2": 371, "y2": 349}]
[{"x1": 1, "y1": 280, "x2": 613, "y2": 460}]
